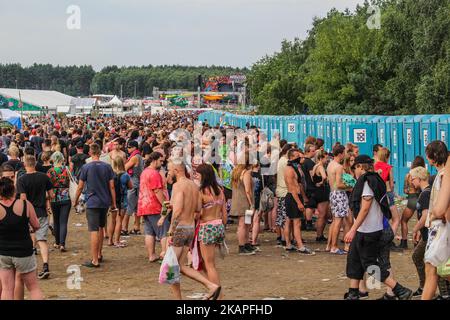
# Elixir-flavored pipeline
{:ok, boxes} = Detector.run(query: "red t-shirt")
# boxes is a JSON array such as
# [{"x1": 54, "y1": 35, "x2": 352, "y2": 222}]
[
  {"x1": 374, "y1": 161, "x2": 392, "y2": 182},
  {"x1": 137, "y1": 168, "x2": 163, "y2": 216}
]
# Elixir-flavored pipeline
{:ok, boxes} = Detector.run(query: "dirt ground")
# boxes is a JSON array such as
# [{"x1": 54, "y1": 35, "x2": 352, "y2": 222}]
[{"x1": 36, "y1": 210, "x2": 420, "y2": 300}]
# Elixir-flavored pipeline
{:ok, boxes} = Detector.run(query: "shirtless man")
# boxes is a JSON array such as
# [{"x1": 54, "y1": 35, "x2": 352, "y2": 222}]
[
  {"x1": 283, "y1": 149, "x2": 315, "y2": 255},
  {"x1": 327, "y1": 144, "x2": 352, "y2": 255},
  {"x1": 167, "y1": 158, "x2": 221, "y2": 300},
  {"x1": 109, "y1": 138, "x2": 127, "y2": 162}
]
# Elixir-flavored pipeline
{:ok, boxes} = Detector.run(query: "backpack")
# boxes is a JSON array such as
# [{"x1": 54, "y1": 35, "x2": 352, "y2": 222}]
[{"x1": 259, "y1": 177, "x2": 274, "y2": 212}]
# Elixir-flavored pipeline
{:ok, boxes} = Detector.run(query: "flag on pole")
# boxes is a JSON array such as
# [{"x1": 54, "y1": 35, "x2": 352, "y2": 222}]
[{"x1": 18, "y1": 91, "x2": 23, "y2": 109}]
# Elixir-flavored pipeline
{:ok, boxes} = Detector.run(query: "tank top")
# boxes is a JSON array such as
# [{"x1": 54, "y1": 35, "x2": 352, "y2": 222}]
[
  {"x1": 0, "y1": 200, "x2": 33, "y2": 257},
  {"x1": 130, "y1": 154, "x2": 144, "y2": 188},
  {"x1": 231, "y1": 171, "x2": 254, "y2": 216}
]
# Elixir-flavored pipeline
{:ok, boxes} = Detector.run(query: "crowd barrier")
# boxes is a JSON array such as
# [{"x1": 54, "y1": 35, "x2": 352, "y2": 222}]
[{"x1": 199, "y1": 111, "x2": 450, "y2": 195}]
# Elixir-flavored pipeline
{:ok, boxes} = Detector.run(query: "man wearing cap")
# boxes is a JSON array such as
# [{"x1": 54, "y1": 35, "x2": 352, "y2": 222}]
[
  {"x1": 344, "y1": 155, "x2": 412, "y2": 300},
  {"x1": 123, "y1": 140, "x2": 144, "y2": 235}
]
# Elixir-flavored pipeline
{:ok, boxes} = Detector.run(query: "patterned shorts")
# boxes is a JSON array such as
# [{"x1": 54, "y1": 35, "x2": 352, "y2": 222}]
[
  {"x1": 276, "y1": 197, "x2": 287, "y2": 228},
  {"x1": 198, "y1": 222, "x2": 225, "y2": 245},
  {"x1": 330, "y1": 190, "x2": 349, "y2": 218},
  {"x1": 172, "y1": 226, "x2": 195, "y2": 247}
]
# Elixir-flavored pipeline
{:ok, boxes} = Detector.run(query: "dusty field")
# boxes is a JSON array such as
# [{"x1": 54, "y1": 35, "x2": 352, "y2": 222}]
[{"x1": 36, "y1": 210, "x2": 420, "y2": 300}]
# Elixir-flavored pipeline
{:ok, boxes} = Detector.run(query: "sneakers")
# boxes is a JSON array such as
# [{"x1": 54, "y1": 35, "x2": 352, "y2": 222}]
[
  {"x1": 297, "y1": 247, "x2": 315, "y2": 255},
  {"x1": 412, "y1": 288, "x2": 423, "y2": 298},
  {"x1": 38, "y1": 266, "x2": 50, "y2": 280},
  {"x1": 377, "y1": 293, "x2": 397, "y2": 300},
  {"x1": 344, "y1": 291, "x2": 359, "y2": 300},
  {"x1": 316, "y1": 235, "x2": 328, "y2": 242},
  {"x1": 238, "y1": 246, "x2": 256, "y2": 255},
  {"x1": 359, "y1": 291, "x2": 369, "y2": 299},
  {"x1": 344, "y1": 291, "x2": 368, "y2": 300},
  {"x1": 285, "y1": 245, "x2": 298, "y2": 252},
  {"x1": 276, "y1": 237, "x2": 283, "y2": 246},
  {"x1": 399, "y1": 239, "x2": 408, "y2": 249},
  {"x1": 396, "y1": 288, "x2": 413, "y2": 300},
  {"x1": 245, "y1": 243, "x2": 260, "y2": 252}
]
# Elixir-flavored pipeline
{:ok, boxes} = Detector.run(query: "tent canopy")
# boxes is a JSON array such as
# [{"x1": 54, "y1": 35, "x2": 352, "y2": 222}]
[
  {"x1": 107, "y1": 96, "x2": 123, "y2": 106},
  {"x1": 0, "y1": 108, "x2": 22, "y2": 129}
]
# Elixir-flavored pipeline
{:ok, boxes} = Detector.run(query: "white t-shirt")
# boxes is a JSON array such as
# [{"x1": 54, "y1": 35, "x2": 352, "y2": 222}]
[
  {"x1": 276, "y1": 156, "x2": 289, "y2": 198},
  {"x1": 357, "y1": 182, "x2": 384, "y2": 233}
]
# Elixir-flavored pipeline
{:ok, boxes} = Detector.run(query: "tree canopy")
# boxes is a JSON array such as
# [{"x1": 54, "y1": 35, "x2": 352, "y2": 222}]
[{"x1": 247, "y1": 0, "x2": 450, "y2": 115}]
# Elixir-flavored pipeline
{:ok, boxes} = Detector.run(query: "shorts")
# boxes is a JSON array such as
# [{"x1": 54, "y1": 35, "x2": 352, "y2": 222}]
[
  {"x1": 172, "y1": 225, "x2": 195, "y2": 247},
  {"x1": 35, "y1": 216, "x2": 49, "y2": 242},
  {"x1": 378, "y1": 227, "x2": 394, "y2": 271},
  {"x1": 0, "y1": 255, "x2": 37, "y2": 274},
  {"x1": 346, "y1": 230, "x2": 389, "y2": 282},
  {"x1": 143, "y1": 214, "x2": 164, "y2": 238},
  {"x1": 285, "y1": 193, "x2": 304, "y2": 220},
  {"x1": 330, "y1": 190, "x2": 349, "y2": 218},
  {"x1": 314, "y1": 186, "x2": 330, "y2": 204},
  {"x1": 198, "y1": 220, "x2": 225, "y2": 245},
  {"x1": 305, "y1": 190, "x2": 317, "y2": 209},
  {"x1": 387, "y1": 192, "x2": 395, "y2": 207},
  {"x1": 406, "y1": 194, "x2": 419, "y2": 211},
  {"x1": 86, "y1": 208, "x2": 108, "y2": 232},
  {"x1": 276, "y1": 197, "x2": 287, "y2": 228},
  {"x1": 127, "y1": 188, "x2": 139, "y2": 215}
]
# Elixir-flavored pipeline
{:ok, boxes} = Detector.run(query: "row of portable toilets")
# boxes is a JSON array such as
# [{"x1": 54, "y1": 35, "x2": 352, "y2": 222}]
[{"x1": 198, "y1": 112, "x2": 450, "y2": 195}]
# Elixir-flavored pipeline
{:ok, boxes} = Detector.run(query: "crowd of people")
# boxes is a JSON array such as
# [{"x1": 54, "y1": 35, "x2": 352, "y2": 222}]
[{"x1": 0, "y1": 111, "x2": 449, "y2": 300}]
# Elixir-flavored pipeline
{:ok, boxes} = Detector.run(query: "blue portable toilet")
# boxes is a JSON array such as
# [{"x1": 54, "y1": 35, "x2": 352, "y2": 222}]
[
  {"x1": 298, "y1": 116, "x2": 307, "y2": 147},
  {"x1": 348, "y1": 122, "x2": 375, "y2": 158},
  {"x1": 334, "y1": 115, "x2": 344, "y2": 145},
  {"x1": 369, "y1": 115, "x2": 386, "y2": 147},
  {"x1": 284, "y1": 116, "x2": 300, "y2": 145},
  {"x1": 330, "y1": 115, "x2": 340, "y2": 150},
  {"x1": 433, "y1": 115, "x2": 450, "y2": 147},
  {"x1": 323, "y1": 116, "x2": 333, "y2": 152},
  {"x1": 415, "y1": 115, "x2": 435, "y2": 173}
]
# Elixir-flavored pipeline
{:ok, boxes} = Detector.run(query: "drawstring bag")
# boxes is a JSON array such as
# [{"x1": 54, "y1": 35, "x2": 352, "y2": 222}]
[
  {"x1": 159, "y1": 246, "x2": 180, "y2": 285},
  {"x1": 67, "y1": 167, "x2": 79, "y2": 201},
  {"x1": 259, "y1": 177, "x2": 274, "y2": 213},
  {"x1": 424, "y1": 220, "x2": 450, "y2": 267}
]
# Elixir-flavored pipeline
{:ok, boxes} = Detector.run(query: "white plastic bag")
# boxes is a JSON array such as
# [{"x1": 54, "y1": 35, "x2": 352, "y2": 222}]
[
  {"x1": 424, "y1": 220, "x2": 450, "y2": 267},
  {"x1": 159, "y1": 246, "x2": 180, "y2": 284},
  {"x1": 66, "y1": 168, "x2": 79, "y2": 201}
]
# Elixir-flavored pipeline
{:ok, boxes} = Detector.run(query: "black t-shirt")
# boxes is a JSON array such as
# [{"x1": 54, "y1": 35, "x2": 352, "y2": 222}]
[
  {"x1": 417, "y1": 186, "x2": 431, "y2": 241},
  {"x1": 16, "y1": 172, "x2": 53, "y2": 218},
  {"x1": 141, "y1": 142, "x2": 152, "y2": 158},
  {"x1": 37, "y1": 164, "x2": 52, "y2": 174},
  {"x1": 71, "y1": 153, "x2": 89, "y2": 177},
  {"x1": 301, "y1": 158, "x2": 316, "y2": 192},
  {"x1": 31, "y1": 136, "x2": 44, "y2": 154}
]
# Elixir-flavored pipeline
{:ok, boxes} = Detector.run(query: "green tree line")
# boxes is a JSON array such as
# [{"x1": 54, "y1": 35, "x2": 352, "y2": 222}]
[
  {"x1": 247, "y1": 0, "x2": 450, "y2": 115},
  {"x1": 0, "y1": 64, "x2": 247, "y2": 98}
]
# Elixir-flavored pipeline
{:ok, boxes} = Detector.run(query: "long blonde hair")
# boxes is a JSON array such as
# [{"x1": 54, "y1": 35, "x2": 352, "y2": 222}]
[
  {"x1": 231, "y1": 164, "x2": 249, "y2": 188},
  {"x1": 112, "y1": 156, "x2": 126, "y2": 174}
]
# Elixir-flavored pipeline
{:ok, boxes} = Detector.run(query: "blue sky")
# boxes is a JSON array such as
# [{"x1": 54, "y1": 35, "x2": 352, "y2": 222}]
[{"x1": 0, "y1": 0, "x2": 365, "y2": 70}]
